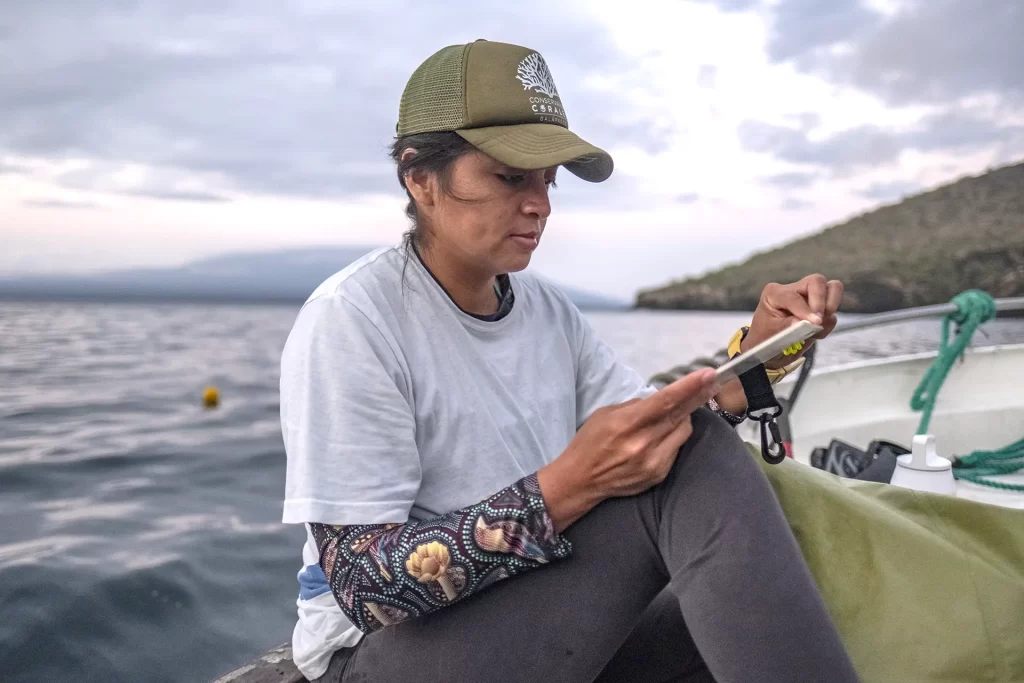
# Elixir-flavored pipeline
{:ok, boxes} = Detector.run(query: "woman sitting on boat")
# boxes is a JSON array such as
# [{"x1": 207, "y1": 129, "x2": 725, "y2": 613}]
[{"x1": 280, "y1": 39, "x2": 855, "y2": 683}]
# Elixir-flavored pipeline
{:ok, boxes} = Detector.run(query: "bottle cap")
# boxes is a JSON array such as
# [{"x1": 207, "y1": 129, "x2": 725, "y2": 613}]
[{"x1": 890, "y1": 434, "x2": 956, "y2": 496}]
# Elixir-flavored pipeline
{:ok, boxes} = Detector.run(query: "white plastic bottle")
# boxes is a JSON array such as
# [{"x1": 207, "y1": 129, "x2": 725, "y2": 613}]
[{"x1": 889, "y1": 434, "x2": 957, "y2": 496}]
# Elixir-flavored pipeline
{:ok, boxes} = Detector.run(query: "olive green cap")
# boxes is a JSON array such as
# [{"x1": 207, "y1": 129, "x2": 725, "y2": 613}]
[{"x1": 397, "y1": 40, "x2": 614, "y2": 183}]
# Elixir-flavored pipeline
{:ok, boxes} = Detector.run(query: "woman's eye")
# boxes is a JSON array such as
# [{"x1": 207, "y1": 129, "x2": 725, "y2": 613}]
[{"x1": 498, "y1": 174, "x2": 557, "y2": 189}]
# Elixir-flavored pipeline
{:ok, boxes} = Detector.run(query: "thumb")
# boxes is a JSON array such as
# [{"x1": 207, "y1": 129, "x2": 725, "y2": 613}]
[{"x1": 637, "y1": 368, "x2": 717, "y2": 424}]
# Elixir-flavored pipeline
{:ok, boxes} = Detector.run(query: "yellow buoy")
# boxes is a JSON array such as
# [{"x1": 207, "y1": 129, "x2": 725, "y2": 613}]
[{"x1": 203, "y1": 386, "x2": 220, "y2": 408}]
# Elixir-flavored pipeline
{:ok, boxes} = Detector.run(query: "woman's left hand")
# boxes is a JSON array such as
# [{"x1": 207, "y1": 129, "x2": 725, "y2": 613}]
[{"x1": 743, "y1": 274, "x2": 844, "y2": 369}]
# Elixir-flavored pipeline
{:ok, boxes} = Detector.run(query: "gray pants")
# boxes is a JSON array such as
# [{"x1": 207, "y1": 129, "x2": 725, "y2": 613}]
[{"x1": 317, "y1": 409, "x2": 860, "y2": 683}]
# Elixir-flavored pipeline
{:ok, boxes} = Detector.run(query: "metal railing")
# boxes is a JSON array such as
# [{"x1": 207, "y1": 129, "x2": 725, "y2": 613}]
[
  {"x1": 833, "y1": 297, "x2": 1024, "y2": 334},
  {"x1": 647, "y1": 297, "x2": 1024, "y2": 389},
  {"x1": 785, "y1": 296, "x2": 1024, "y2": 411}
]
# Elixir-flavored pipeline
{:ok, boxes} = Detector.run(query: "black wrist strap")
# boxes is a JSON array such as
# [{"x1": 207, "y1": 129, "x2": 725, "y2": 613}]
[{"x1": 738, "y1": 363, "x2": 787, "y2": 465}]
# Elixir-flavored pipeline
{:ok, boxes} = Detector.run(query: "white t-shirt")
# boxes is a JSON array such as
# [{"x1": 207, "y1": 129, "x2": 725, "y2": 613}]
[{"x1": 279, "y1": 245, "x2": 653, "y2": 679}]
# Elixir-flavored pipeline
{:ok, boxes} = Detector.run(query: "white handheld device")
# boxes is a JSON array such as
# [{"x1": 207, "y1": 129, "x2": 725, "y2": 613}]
[{"x1": 714, "y1": 319, "x2": 823, "y2": 384}]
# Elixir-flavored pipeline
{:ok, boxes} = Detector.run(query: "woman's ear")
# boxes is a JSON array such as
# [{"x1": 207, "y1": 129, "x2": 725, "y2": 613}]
[{"x1": 401, "y1": 148, "x2": 435, "y2": 209}]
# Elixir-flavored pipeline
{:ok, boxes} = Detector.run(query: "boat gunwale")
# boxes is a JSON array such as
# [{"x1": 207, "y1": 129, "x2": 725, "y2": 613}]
[
  {"x1": 831, "y1": 296, "x2": 1024, "y2": 334},
  {"x1": 779, "y1": 341, "x2": 1024, "y2": 383}
]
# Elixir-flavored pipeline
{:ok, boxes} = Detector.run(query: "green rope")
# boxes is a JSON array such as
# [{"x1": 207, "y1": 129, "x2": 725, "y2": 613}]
[
  {"x1": 951, "y1": 438, "x2": 1024, "y2": 492},
  {"x1": 910, "y1": 290, "x2": 997, "y2": 433},
  {"x1": 910, "y1": 290, "x2": 1024, "y2": 491}
]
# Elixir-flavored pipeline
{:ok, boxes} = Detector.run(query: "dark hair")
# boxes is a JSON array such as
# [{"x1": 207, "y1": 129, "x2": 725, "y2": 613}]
[{"x1": 389, "y1": 131, "x2": 476, "y2": 253}]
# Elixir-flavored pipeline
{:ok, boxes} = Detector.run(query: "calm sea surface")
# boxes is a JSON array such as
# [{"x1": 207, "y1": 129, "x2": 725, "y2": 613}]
[{"x1": 2, "y1": 300, "x2": 1022, "y2": 682}]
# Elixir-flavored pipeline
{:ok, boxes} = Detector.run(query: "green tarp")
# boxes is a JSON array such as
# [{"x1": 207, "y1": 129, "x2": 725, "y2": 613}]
[{"x1": 758, "y1": 453, "x2": 1024, "y2": 683}]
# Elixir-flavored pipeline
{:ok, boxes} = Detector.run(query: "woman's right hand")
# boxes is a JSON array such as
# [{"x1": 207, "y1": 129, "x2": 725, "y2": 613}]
[{"x1": 537, "y1": 368, "x2": 720, "y2": 532}]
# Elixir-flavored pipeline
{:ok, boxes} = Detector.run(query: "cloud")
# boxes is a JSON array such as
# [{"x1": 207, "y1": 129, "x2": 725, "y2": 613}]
[
  {"x1": 701, "y1": 0, "x2": 1024, "y2": 174},
  {"x1": 121, "y1": 189, "x2": 230, "y2": 203},
  {"x1": 787, "y1": 113, "x2": 821, "y2": 131},
  {"x1": 594, "y1": 120, "x2": 676, "y2": 157},
  {"x1": 738, "y1": 121, "x2": 899, "y2": 170},
  {"x1": 21, "y1": 197, "x2": 104, "y2": 210},
  {"x1": 738, "y1": 110, "x2": 1024, "y2": 171},
  {"x1": 0, "y1": 159, "x2": 30, "y2": 175},
  {"x1": 697, "y1": 64, "x2": 717, "y2": 88},
  {"x1": 833, "y1": 1, "x2": 1024, "y2": 107},
  {"x1": 48, "y1": 161, "x2": 238, "y2": 203},
  {"x1": 766, "y1": 0, "x2": 883, "y2": 66},
  {"x1": 762, "y1": 171, "x2": 819, "y2": 188},
  {"x1": 903, "y1": 110, "x2": 1024, "y2": 151},
  {"x1": 676, "y1": 192, "x2": 700, "y2": 204},
  {"x1": 856, "y1": 180, "x2": 921, "y2": 202},
  {"x1": 693, "y1": 0, "x2": 762, "y2": 11},
  {"x1": 0, "y1": 1, "x2": 671, "y2": 202},
  {"x1": 780, "y1": 197, "x2": 813, "y2": 211},
  {"x1": 705, "y1": 0, "x2": 1024, "y2": 107},
  {"x1": 552, "y1": 172, "x2": 677, "y2": 212}
]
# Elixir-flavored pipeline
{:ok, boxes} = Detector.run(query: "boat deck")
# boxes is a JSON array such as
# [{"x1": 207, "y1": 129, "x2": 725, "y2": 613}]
[{"x1": 213, "y1": 644, "x2": 304, "y2": 683}]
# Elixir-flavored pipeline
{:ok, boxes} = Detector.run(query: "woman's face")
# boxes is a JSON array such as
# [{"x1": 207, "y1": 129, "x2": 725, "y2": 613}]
[{"x1": 417, "y1": 150, "x2": 557, "y2": 276}]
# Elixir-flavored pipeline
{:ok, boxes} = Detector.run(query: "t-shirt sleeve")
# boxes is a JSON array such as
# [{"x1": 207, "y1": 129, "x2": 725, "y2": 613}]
[
  {"x1": 571, "y1": 304, "x2": 656, "y2": 428},
  {"x1": 280, "y1": 293, "x2": 421, "y2": 525}
]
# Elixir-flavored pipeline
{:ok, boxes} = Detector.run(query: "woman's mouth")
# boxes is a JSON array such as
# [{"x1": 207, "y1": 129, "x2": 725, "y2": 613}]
[{"x1": 509, "y1": 232, "x2": 540, "y2": 250}]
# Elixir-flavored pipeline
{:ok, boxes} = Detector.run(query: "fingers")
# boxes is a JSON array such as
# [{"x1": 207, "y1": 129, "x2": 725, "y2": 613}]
[
  {"x1": 799, "y1": 274, "x2": 828, "y2": 322},
  {"x1": 813, "y1": 280, "x2": 843, "y2": 339},
  {"x1": 770, "y1": 286, "x2": 820, "y2": 326},
  {"x1": 653, "y1": 412, "x2": 694, "y2": 467},
  {"x1": 634, "y1": 368, "x2": 717, "y2": 427},
  {"x1": 665, "y1": 411, "x2": 694, "y2": 446},
  {"x1": 825, "y1": 279, "x2": 844, "y2": 317}
]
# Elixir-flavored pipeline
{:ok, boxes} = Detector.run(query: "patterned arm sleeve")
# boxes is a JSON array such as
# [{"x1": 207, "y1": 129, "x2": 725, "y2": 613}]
[
  {"x1": 706, "y1": 397, "x2": 747, "y2": 426},
  {"x1": 308, "y1": 472, "x2": 572, "y2": 634}
]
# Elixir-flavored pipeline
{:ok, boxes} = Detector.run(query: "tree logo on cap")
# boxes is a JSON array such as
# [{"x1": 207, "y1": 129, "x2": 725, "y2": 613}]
[{"x1": 516, "y1": 53, "x2": 560, "y2": 99}]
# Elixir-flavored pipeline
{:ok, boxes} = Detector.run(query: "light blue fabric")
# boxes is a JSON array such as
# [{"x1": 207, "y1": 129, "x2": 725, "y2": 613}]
[{"x1": 297, "y1": 563, "x2": 331, "y2": 600}]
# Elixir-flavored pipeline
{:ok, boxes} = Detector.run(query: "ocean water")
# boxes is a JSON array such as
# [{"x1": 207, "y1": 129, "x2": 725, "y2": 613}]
[{"x1": 1, "y1": 300, "x2": 1022, "y2": 683}]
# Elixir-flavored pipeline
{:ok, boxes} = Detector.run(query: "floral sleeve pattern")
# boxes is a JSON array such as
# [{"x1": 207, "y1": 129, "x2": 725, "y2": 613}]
[{"x1": 309, "y1": 473, "x2": 572, "y2": 633}]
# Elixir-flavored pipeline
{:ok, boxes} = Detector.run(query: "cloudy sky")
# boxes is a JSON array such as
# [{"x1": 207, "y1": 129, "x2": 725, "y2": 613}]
[{"x1": 2, "y1": 0, "x2": 1023, "y2": 298}]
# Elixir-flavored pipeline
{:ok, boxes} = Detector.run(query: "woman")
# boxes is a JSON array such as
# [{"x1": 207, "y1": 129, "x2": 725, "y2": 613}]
[{"x1": 280, "y1": 39, "x2": 857, "y2": 682}]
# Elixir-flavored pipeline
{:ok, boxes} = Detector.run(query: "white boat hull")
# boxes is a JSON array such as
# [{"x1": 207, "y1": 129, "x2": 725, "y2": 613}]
[{"x1": 737, "y1": 343, "x2": 1024, "y2": 509}]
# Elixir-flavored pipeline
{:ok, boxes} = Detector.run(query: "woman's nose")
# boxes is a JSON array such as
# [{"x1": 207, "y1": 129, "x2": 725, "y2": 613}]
[{"x1": 522, "y1": 177, "x2": 552, "y2": 220}]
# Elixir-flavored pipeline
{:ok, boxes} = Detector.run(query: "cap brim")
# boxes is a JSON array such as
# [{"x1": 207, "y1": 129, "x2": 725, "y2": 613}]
[{"x1": 456, "y1": 123, "x2": 613, "y2": 183}]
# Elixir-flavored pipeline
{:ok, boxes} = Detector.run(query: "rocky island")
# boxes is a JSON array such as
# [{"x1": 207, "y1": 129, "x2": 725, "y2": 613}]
[{"x1": 636, "y1": 161, "x2": 1024, "y2": 313}]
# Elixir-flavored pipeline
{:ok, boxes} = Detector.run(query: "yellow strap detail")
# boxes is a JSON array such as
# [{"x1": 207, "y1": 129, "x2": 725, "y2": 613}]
[
  {"x1": 728, "y1": 327, "x2": 746, "y2": 359},
  {"x1": 767, "y1": 357, "x2": 806, "y2": 384},
  {"x1": 726, "y1": 326, "x2": 805, "y2": 385}
]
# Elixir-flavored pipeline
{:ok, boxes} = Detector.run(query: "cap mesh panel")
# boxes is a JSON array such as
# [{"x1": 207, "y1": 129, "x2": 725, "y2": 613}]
[{"x1": 398, "y1": 45, "x2": 467, "y2": 135}]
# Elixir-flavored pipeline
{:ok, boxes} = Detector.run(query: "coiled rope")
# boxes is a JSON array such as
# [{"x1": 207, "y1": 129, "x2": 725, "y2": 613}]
[{"x1": 910, "y1": 290, "x2": 1024, "y2": 491}]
